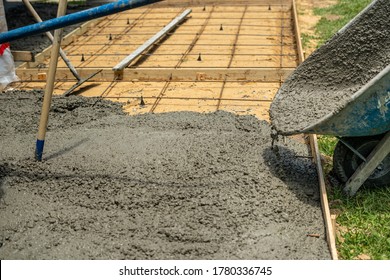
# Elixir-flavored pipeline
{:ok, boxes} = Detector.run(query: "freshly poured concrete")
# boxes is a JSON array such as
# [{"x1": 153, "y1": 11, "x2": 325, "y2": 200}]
[
  {"x1": 0, "y1": 90, "x2": 329, "y2": 259},
  {"x1": 270, "y1": 0, "x2": 390, "y2": 135}
]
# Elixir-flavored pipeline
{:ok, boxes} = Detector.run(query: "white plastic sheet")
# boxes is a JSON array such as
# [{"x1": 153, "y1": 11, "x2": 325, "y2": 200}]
[{"x1": 0, "y1": 43, "x2": 19, "y2": 90}]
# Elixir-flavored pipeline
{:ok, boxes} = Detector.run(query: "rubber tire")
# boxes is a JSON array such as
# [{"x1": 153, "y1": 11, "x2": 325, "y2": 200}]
[{"x1": 333, "y1": 134, "x2": 390, "y2": 188}]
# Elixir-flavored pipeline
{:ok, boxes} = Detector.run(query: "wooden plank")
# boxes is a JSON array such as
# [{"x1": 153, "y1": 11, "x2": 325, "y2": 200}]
[
  {"x1": 11, "y1": 51, "x2": 35, "y2": 62},
  {"x1": 19, "y1": 18, "x2": 102, "y2": 69},
  {"x1": 153, "y1": 0, "x2": 292, "y2": 8},
  {"x1": 310, "y1": 134, "x2": 338, "y2": 260},
  {"x1": 292, "y1": 0, "x2": 304, "y2": 63},
  {"x1": 16, "y1": 67, "x2": 294, "y2": 82},
  {"x1": 22, "y1": 0, "x2": 81, "y2": 80},
  {"x1": 292, "y1": 0, "x2": 338, "y2": 260},
  {"x1": 331, "y1": 214, "x2": 337, "y2": 238},
  {"x1": 113, "y1": 9, "x2": 192, "y2": 72}
]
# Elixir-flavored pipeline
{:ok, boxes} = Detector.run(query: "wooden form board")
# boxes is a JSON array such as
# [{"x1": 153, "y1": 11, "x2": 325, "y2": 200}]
[
  {"x1": 12, "y1": 51, "x2": 34, "y2": 62},
  {"x1": 29, "y1": 5, "x2": 297, "y2": 70},
  {"x1": 19, "y1": 18, "x2": 102, "y2": 69},
  {"x1": 152, "y1": 0, "x2": 293, "y2": 7},
  {"x1": 16, "y1": 68, "x2": 293, "y2": 82},
  {"x1": 291, "y1": 0, "x2": 338, "y2": 260},
  {"x1": 16, "y1": 1, "x2": 298, "y2": 120}
]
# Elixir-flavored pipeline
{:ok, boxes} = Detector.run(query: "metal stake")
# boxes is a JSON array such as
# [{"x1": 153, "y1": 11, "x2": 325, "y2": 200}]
[{"x1": 140, "y1": 95, "x2": 145, "y2": 106}]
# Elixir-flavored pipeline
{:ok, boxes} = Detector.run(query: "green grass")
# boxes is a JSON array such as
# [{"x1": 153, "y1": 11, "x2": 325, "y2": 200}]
[
  {"x1": 330, "y1": 186, "x2": 390, "y2": 259},
  {"x1": 300, "y1": 33, "x2": 316, "y2": 50},
  {"x1": 312, "y1": 0, "x2": 390, "y2": 260},
  {"x1": 317, "y1": 135, "x2": 337, "y2": 174},
  {"x1": 313, "y1": 0, "x2": 372, "y2": 46},
  {"x1": 317, "y1": 135, "x2": 337, "y2": 157}
]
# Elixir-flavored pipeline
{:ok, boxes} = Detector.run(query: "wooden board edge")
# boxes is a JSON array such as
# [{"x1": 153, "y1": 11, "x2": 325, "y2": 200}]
[
  {"x1": 292, "y1": 0, "x2": 338, "y2": 260},
  {"x1": 16, "y1": 67, "x2": 294, "y2": 82},
  {"x1": 11, "y1": 50, "x2": 34, "y2": 62},
  {"x1": 18, "y1": 17, "x2": 103, "y2": 69},
  {"x1": 309, "y1": 134, "x2": 338, "y2": 260}
]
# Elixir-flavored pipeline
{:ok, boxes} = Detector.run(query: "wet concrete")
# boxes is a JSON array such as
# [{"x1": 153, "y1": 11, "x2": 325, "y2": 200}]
[
  {"x1": 270, "y1": 0, "x2": 390, "y2": 134},
  {"x1": 0, "y1": 90, "x2": 330, "y2": 259},
  {"x1": 0, "y1": 90, "x2": 125, "y2": 136}
]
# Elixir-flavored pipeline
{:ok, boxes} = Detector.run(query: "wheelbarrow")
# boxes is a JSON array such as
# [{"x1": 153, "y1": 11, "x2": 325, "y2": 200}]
[{"x1": 270, "y1": 0, "x2": 390, "y2": 196}]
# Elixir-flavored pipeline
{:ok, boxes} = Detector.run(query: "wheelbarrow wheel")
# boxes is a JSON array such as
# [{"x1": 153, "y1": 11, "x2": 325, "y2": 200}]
[{"x1": 333, "y1": 134, "x2": 390, "y2": 188}]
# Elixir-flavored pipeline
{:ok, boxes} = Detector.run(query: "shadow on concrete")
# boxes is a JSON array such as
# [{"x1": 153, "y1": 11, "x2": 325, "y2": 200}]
[
  {"x1": 45, "y1": 137, "x2": 90, "y2": 161},
  {"x1": 0, "y1": 163, "x2": 10, "y2": 201},
  {"x1": 262, "y1": 144, "x2": 321, "y2": 206}
]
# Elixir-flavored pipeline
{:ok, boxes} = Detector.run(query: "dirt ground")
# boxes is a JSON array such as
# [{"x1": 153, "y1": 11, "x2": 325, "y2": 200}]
[{"x1": 296, "y1": 0, "x2": 337, "y2": 55}]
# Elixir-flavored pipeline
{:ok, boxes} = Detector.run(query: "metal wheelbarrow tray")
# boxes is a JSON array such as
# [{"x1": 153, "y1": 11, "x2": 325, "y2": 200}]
[{"x1": 269, "y1": 0, "x2": 390, "y2": 195}]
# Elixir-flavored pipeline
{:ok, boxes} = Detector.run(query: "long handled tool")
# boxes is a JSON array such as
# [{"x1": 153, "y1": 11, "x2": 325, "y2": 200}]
[
  {"x1": 35, "y1": 0, "x2": 67, "y2": 161},
  {"x1": 22, "y1": 0, "x2": 101, "y2": 96},
  {"x1": 16, "y1": 0, "x2": 158, "y2": 161}
]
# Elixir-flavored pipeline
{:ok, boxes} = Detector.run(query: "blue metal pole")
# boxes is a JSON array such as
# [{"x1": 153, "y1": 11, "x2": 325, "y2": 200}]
[{"x1": 0, "y1": 0, "x2": 160, "y2": 44}]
